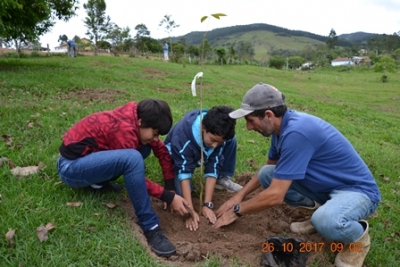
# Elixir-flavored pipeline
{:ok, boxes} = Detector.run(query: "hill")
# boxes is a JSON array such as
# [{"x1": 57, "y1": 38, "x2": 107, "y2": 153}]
[
  {"x1": 338, "y1": 31, "x2": 380, "y2": 44},
  {"x1": 172, "y1": 23, "x2": 378, "y2": 62}
]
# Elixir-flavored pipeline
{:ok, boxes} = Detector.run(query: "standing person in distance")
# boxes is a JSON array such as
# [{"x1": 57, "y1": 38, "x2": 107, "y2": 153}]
[{"x1": 163, "y1": 41, "x2": 169, "y2": 61}]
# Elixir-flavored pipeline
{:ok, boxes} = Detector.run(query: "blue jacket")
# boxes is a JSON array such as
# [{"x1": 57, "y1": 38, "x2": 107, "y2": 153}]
[{"x1": 164, "y1": 109, "x2": 226, "y2": 181}]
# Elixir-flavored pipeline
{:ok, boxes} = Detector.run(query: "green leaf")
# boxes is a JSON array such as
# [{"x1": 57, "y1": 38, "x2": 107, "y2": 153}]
[
  {"x1": 211, "y1": 13, "x2": 227, "y2": 20},
  {"x1": 200, "y1": 16, "x2": 208, "y2": 23}
]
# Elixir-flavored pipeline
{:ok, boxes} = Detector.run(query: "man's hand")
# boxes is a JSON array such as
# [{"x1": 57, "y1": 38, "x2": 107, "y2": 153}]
[
  {"x1": 216, "y1": 193, "x2": 243, "y2": 218},
  {"x1": 186, "y1": 212, "x2": 200, "y2": 231},
  {"x1": 213, "y1": 208, "x2": 238, "y2": 228},
  {"x1": 169, "y1": 194, "x2": 190, "y2": 216},
  {"x1": 202, "y1": 207, "x2": 217, "y2": 224}
]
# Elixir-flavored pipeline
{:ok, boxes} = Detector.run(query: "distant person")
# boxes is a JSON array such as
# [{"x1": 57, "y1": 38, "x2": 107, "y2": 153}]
[
  {"x1": 57, "y1": 99, "x2": 190, "y2": 257},
  {"x1": 163, "y1": 42, "x2": 169, "y2": 61},
  {"x1": 164, "y1": 106, "x2": 242, "y2": 231},
  {"x1": 214, "y1": 83, "x2": 381, "y2": 267},
  {"x1": 67, "y1": 40, "x2": 76, "y2": 57}
]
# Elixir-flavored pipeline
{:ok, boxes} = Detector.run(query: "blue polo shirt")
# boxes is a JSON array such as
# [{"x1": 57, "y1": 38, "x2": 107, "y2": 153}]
[{"x1": 269, "y1": 110, "x2": 380, "y2": 203}]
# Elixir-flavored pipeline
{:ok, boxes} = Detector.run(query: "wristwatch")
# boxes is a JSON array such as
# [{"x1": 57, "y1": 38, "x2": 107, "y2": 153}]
[
  {"x1": 233, "y1": 204, "x2": 242, "y2": 217},
  {"x1": 203, "y1": 202, "x2": 214, "y2": 209}
]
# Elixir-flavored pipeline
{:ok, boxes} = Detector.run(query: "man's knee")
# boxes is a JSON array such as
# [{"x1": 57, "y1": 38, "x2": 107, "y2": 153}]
[
  {"x1": 311, "y1": 205, "x2": 340, "y2": 235},
  {"x1": 257, "y1": 165, "x2": 275, "y2": 188}
]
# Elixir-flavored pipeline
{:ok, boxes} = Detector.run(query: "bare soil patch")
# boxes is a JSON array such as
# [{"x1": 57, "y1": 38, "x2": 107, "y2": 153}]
[
  {"x1": 143, "y1": 68, "x2": 167, "y2": 75},
  {"x1": 122, "y1": 173, "x2": 336, "y2": 266},
  {"x1": 60, "y1": 88, "x2": 127, "y2": 104},
  {"x1": 154, "y1": 88, "x2": 181, "y2": 94}
]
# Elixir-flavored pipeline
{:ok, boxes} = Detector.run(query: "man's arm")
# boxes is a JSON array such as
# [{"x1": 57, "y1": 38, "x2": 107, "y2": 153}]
[
  {"x1": 215, "y1": 171, "x2": 261, "y2": 217},
  {"x1": 240, "y1": 178, "x2": 292, "y2": 214},
  {"x1": 214, "y1": 178, "x2": 292, "y2": 228}
]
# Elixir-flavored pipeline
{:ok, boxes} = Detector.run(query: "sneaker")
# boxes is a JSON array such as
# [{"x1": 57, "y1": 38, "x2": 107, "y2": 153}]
[
  {"x1": 144, "y1": 226, "x2": 176, "y2": 257},
  {"x1": 215, "y1": 176, "x2": 243, "y2": 193},
  {"x1": 88, "y1": 182, "x2": 124, "y2": 193}
]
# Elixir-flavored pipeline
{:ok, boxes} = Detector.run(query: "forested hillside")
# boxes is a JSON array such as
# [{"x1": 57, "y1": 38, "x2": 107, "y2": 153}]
[
  {"x1": 171, "y1": 23, "x2": 380, "y2": 62},
  {"x1": 172, "y1": 23, "x2": 368, "y2": 46}
]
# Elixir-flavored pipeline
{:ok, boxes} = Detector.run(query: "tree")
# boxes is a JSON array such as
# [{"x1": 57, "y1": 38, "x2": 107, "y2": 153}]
[
  {"x1": 159, "y1": 14, "x2": 179, "y2": 56},
  {"x1": 187, "y1": 45, "x2": 200, "y2": 58},
  {"x1": 236, "y1": 41, "x2": 255, "y2": 60},
  {"x1": 288, "y1": 56, "x2": 305, "y2": 69},
  {"x1": 58, "y1": 34, "x2": 68, "y2": 43},
  {"x1": 214, "y1": 46, "x2": 226, "y2": 65},
  {"x1": 326, "y1": 28, "x2": 338, "y2": 50},
  {"x1": 83, "y1": 0, "x2": 111, "y2": 56},
  {"x1": 269, "y1": 56, "x2": 285, "y2": 69},
  {"x1": 200, "y1": 39, "x2": 212, "y2": 60},
  {"x1": 171, "y1": 43, "x2": 185, "y2": 63},
  {"x1": 374, "y1": 56, "x2": 396, "y2": 73},
  {"x1": 134, "y1": 24, "x2": 150, "y2": 54},
  {"x1": 227, "y1": 45, "x2": 236, "y2": 64},
  {"x1": 97, "y1": 40, "x2": 111, "y2": 51},
  {"x1": 106, "y1": 23, "x2": 131, "y2": 56},
  {"x1": 0, "y1": 0, "x2": 78, "y2": 57},
  {"x1": 392, "y1": 48, "x2": 400, "y2": 62}
]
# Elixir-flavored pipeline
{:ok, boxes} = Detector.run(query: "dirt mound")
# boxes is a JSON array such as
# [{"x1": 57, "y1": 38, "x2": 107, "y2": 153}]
[{"x1": 123, "y1": 173, "x2": 335, "y2": 266}]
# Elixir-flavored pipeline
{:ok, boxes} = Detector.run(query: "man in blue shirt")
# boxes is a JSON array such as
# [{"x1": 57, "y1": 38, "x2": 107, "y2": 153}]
[
  {"x1": 214, "y1": 82, "x2": 380, "y2": 267},
  {"x1": 163, "y1": 42, "x2": 169, "y2": 61},
  {"x1": 67, "y1": 40, "x2": 76, "y2": 57}
]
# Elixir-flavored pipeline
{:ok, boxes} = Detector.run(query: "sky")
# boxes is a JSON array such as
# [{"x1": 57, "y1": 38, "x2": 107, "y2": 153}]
[{"x1": 40, "y1": 0, "x2": 400, "y2": 50}]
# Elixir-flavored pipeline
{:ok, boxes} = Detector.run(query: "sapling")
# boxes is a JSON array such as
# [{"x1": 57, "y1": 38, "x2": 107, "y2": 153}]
[{"x1": 191, "y1": 13, "x2": 226, "y2": 213}]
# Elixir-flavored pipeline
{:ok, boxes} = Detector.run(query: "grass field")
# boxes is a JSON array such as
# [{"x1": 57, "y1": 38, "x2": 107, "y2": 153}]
[{"x1": 0, "y1": 55, "x2": 399, "y2": 267}]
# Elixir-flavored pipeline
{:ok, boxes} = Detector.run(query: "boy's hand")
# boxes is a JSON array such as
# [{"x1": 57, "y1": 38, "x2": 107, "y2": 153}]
[
  {"x1": 169, "y1": 194, "x2": 190, "y2": 216},
  {"x1": 163, "y1": 190, "x2": 175, "y2": 210},
  {"x1": 185, "y1": 212, "x2": 200, "y2": 231},
  {"x1": 202, "y1": 207, "x2": 217, "y2": 224}
]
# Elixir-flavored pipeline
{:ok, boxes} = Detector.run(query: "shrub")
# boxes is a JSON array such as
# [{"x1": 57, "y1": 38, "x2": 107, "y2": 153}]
[
  {"x1": 269, "y1": 56, "x2": 285, "y2": 69},
  {"x1": 30, "y1": 51, "x2": 41, "y2": 58}
]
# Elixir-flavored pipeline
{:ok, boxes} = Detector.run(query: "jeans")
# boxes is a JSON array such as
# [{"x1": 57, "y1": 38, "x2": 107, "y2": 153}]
[
  {"x1": 257, "y1": 165, "x2": 379, "y2": 244},
  {"x1": 57, "y1": 149, "x2": 158, "y2": 231},
  {"x1": 174, "y1": 136, "x2": 237, "y2": 196}
]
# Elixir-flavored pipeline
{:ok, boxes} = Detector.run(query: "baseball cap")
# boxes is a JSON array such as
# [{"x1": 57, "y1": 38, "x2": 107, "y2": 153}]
[{"x1": 229, "y1": 82, "x2": 285, "y2": 119}]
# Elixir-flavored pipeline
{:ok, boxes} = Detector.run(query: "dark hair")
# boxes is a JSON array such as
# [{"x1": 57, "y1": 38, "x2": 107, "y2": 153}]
[
  {"x1": 137, "y1": 99, "x2": 172, "y2": 135},
  {"x1": 202, "y1": 106, "x2": 236, "y2": 140},
  {"x1": 251, "y1": 94, "x2": 287, "y2": 118}
]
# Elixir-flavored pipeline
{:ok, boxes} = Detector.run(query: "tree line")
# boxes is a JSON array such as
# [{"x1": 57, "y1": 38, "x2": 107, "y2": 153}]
[{"x1": 1, "y1": 0, "x2": 399, "y2": 70}]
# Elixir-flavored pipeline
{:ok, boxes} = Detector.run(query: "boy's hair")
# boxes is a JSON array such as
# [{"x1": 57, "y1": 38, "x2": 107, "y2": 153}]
[
  {"x1": 202, "y1": 106, "x2": 236, "y2": 140},
  {"x1": 251, "y1": 94, "x2": 287, "y2": 118},
  {"x1": 137, "y1": 99, "x2": 172, "y2": 135}
]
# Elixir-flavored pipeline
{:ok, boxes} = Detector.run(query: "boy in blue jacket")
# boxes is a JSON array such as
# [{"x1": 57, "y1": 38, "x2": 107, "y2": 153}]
[{"x1": 164, "y1": 106, "x2": 242, "y2": 231}]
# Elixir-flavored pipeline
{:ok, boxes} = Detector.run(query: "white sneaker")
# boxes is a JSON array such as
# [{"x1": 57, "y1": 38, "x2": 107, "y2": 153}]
[{"x1": 215, "y1": 176, "x2": 243, "y2": 193}]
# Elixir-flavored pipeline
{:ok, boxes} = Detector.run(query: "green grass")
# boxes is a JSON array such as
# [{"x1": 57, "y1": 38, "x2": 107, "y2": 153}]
[{"x1": 0, "y1": 55, "x2": 399, "y2": 267}]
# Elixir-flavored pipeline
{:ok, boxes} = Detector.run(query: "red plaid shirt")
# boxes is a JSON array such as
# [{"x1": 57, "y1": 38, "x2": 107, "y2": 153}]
[{"x1": 59, "y1": 102, "x2": 175, "y2": 202}]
